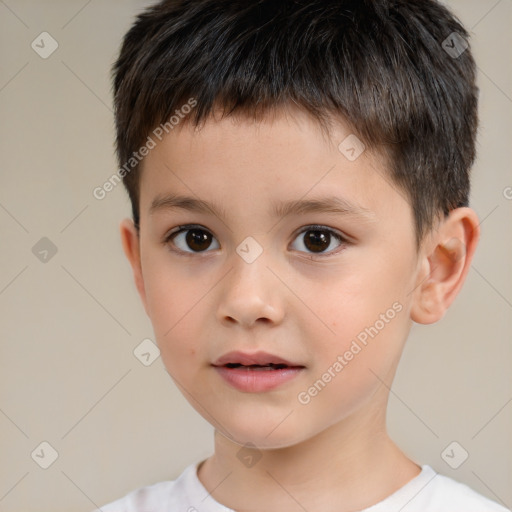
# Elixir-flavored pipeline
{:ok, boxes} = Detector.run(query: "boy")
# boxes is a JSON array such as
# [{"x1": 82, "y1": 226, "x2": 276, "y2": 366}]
[{"x1": 100, "y1": 0, "x2": 509, "y2": 510}]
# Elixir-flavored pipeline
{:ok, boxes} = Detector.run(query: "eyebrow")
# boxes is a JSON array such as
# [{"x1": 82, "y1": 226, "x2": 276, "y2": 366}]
[{"x1": 149, "y1": 193, "x2": 376, "y2": 222}]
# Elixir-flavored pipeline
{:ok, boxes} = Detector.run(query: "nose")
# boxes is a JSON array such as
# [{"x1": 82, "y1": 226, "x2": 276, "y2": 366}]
[{"x1": 216, "y1": 251, "x2": 285, "y2": 329}]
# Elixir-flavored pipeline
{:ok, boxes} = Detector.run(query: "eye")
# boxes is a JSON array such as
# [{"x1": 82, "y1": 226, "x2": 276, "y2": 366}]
[
  {"x1": 163, "y1": 224, "x2": 348, "y2": 257},
  {"x1": 164, "y1": 225, "x2": 219, "y2": 254},
  {"x1": 290, "y1": 225, "x2": 347, "y2": 257}
]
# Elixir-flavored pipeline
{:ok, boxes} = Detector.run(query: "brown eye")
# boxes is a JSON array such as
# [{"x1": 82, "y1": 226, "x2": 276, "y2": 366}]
[
  {"x1": 184, "y1": 229, "x2": 212, "y2": 251},
  {"x1": 291, "y1": 226, "x2": 346, "y2": 256},
  {"x1": 166, "y1": 226, "x2": 219, "y2": 253},
  {"x1": 304, "y1": 230, "x2": 330, "y2": 253}
]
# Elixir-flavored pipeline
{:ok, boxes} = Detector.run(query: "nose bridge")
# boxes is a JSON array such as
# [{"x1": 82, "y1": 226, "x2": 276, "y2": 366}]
[{"x1": 217, "y1": 240, "x2": 283, "y2": 326}]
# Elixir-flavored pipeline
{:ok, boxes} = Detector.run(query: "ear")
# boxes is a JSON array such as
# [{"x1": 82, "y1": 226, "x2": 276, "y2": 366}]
[
  {"x1": 410, "y1": 207, "x2": 480, "y2": 324},
  {"x1": 120, "y1": 218, "x2": 149, "y2": 315}
]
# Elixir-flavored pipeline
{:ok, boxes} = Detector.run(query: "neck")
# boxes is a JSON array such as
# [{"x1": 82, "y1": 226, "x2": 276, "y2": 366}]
[{"x1": 197, "y1": 402, "x2": 421, "y2": 512}]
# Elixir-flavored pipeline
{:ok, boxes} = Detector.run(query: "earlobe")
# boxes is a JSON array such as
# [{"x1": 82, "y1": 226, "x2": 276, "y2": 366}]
[
  {"x1": 410, "y1": 208, "x2": 480, "y2": 325},
  {"x1": 120, "y1": 218, "x2": 149, "y2": 315}
]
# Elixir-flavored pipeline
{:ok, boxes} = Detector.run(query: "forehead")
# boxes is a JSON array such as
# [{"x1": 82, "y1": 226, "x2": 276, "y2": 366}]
[{"x1": 138, "y1": 107, "x2": 410, "y2": 225}]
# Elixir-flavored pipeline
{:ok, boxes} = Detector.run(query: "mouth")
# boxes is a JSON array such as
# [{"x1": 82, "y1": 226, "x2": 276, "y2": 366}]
[{"x1": 212, "y1": 351, "x2": 305, "y2": 392}]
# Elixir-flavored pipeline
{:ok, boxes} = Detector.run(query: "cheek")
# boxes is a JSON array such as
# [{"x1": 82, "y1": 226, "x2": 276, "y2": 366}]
[
  {"x1": 307, "y1": 254, "x2": 411, "y2": 372},
  {"x1": 140, "y1": 252, "x2": 207, "y2": 362},
  {"x1": 315, "y1": 263, "x2": 405, "y2": 329},
  {"x1": 299, "y1": 304, "x2": 407, "y2": 423},
  {"x1": 320, "y1": 299, "x2": 407, "y2": 377}
]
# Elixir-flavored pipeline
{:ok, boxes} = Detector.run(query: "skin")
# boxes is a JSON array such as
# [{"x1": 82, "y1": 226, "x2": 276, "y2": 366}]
[{"x1": 120, "y1": 105, "x2": 479, "y2": 512}]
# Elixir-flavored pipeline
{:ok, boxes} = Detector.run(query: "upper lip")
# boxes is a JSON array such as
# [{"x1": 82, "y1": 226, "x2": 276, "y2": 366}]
[{"x1": 212, "y1": 351, "x2": 304, "y2": 367}]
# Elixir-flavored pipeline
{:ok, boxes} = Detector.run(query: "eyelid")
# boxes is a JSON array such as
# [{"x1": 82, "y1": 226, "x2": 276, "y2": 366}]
[
  {"x1": 163, "y1": 224, "x2": 209, "y2": 241},
  {"x1": 293, "y1": 224, "x2": 346, "y2": 240}
]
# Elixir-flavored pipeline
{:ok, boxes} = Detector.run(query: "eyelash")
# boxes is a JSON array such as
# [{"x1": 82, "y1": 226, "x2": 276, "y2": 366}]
[{"x1": 162, "y1": 224, "x2": 349, "y2": 259}]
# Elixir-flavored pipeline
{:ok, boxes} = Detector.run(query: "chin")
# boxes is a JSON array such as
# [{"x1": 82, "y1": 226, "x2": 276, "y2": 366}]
[{"x1": 216, "y1": 414, "x2": 314, "y2": 451}]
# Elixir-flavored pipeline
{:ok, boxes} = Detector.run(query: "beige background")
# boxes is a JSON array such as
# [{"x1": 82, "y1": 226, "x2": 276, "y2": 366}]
[{"x1": 0, "y1": 0, "x2": 511, "y2": 510}]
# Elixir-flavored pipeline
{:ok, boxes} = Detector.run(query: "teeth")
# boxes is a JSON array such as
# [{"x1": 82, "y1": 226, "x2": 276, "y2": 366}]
[{"x1": 225, "y1": 363, "x2": 288, "y2": 370}]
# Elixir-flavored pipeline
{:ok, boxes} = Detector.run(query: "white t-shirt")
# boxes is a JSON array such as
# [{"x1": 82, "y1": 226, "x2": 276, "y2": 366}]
[{"x1": 96, "y1": 460, "x2": 510, "y2": 512}]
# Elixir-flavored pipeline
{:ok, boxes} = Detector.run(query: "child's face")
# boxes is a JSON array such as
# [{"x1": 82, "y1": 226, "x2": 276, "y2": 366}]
[{"x1": 124, "y1": 107, "x2": 424, "y2": 449}]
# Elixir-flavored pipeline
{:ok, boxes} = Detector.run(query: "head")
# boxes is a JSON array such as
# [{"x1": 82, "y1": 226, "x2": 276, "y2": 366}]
[{"x1": 113, "y1": 0, "x2": 480, "y2": 449}]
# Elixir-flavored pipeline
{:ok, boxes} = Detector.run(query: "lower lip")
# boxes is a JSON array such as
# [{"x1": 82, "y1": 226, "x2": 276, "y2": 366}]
[{"x1": 213, "y1": 366, "x2": 304, "y2": 392}]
